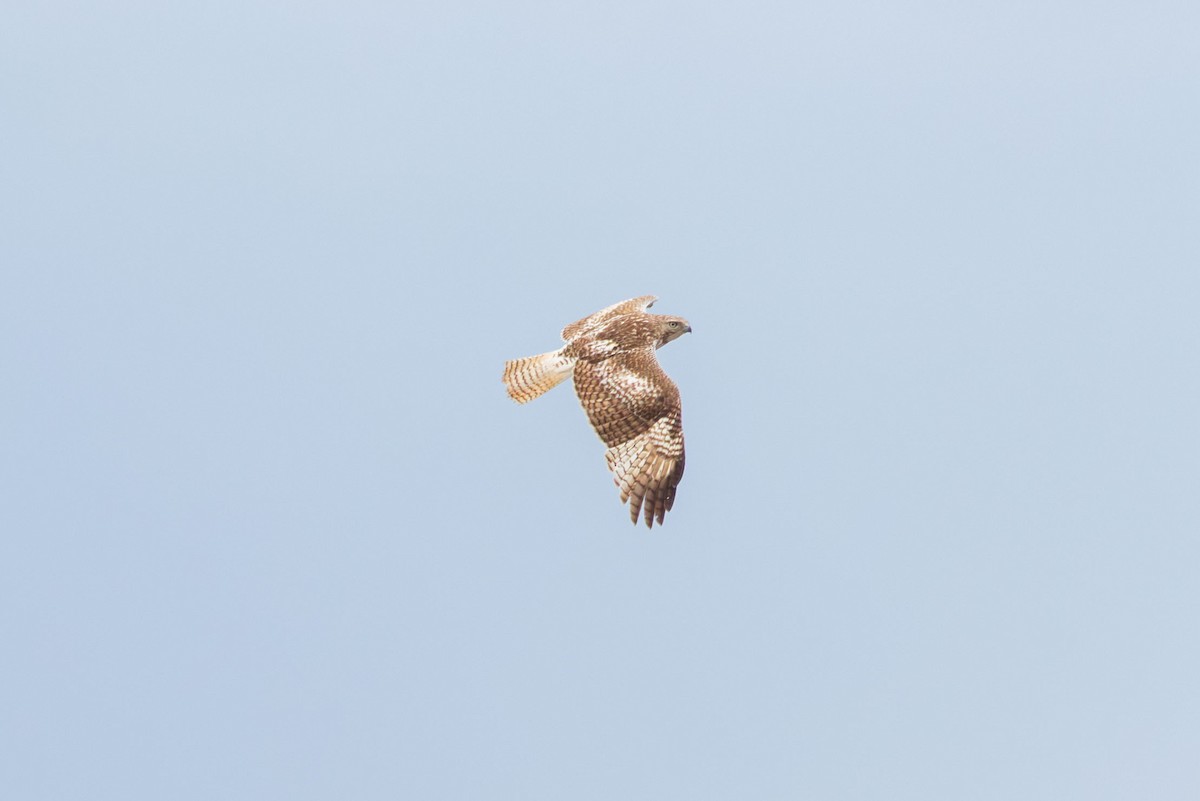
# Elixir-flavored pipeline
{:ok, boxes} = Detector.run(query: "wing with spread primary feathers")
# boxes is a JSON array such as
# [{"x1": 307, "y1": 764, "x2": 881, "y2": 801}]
[{"x1": 572, "y1": 349, "x2": 685, "y2": 528}]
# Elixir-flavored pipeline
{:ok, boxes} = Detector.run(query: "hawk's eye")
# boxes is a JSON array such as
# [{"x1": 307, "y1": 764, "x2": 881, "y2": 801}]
[{"x1": 668, "y1": 321, "x2": 679, "y2": 328}]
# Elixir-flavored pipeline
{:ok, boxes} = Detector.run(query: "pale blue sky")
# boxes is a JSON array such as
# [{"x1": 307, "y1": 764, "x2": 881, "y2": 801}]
[{"x1": 2, "y1": 2, "x2": 1198, "y2": 799}]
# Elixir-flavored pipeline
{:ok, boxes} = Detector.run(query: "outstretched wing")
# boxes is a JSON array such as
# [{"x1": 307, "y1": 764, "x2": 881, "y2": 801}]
[
  {"x1": 560, "y1": 295, "x2": 657, "y2": 342},
  {"x1": 573, "y1": 348, "x2": 685, "y2": 528},
  {"x1": 605, "y1": 414, "x2": 685, "y2": 528}
]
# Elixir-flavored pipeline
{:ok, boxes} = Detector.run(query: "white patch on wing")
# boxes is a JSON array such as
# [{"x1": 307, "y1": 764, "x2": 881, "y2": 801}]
[
  {"x1": 583, "y1": 339, "x2": 620, "y2": 358},
  {"x1": 604, "y1": 366, "x2": 656, "y2": 402}
]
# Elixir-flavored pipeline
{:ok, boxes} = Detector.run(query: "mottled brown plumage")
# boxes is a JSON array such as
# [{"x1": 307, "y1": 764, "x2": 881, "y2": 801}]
[{"x1": 502, "y1": 296, "x2": 691, "y2": 528}]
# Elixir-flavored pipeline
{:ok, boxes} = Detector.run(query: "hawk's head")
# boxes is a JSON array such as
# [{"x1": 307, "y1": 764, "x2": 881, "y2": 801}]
[{"x1": 656, "y1": 315, "x2": 692, "y2": 348}]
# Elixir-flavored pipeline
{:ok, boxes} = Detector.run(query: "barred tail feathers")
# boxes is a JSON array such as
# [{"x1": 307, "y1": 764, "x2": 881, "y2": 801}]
[{"x1": 502, "y1": 349, "x2": 576, "y2": 403}]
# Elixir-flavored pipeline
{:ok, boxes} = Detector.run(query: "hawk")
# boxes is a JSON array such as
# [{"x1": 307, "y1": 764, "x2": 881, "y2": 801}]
[{"x1": 502, "y1": 296, "x2": 692, "y2": 528}]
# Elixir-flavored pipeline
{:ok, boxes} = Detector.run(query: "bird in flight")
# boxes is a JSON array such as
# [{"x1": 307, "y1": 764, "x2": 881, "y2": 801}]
[{"x1": 502, "y1": 296, "x2": 692, "y2": 528}]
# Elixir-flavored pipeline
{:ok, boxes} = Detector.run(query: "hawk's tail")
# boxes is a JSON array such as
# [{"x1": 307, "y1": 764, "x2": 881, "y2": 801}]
[{"x1": 502, "y1": 349, "x2": 576, "y2": 403}]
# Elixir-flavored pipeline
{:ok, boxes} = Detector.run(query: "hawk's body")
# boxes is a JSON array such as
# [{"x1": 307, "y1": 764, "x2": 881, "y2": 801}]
[{"x1": 502, "y1": 296, "x2": 691, "y2": 528}]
